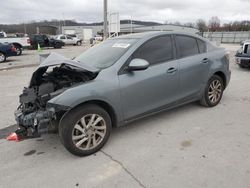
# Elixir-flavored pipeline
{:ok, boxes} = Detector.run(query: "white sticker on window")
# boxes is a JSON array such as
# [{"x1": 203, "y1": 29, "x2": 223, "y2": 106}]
[{"x1": 112, "y1": 43, "x2": 130, "y2": 48}]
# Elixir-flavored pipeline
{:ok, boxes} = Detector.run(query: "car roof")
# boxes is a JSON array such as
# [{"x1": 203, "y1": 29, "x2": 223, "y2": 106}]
[{"x1": 111, "y1": 31, "x2": 210, "y2": 43}]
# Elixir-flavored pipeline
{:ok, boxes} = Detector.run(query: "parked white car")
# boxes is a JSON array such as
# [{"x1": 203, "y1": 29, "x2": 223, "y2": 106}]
[
  {"x1": 55, "y1": 35, "x2": 82, "y2": 46},
  {"x1": 0, "y1": 32, "x2": 31, "y2": 55}
]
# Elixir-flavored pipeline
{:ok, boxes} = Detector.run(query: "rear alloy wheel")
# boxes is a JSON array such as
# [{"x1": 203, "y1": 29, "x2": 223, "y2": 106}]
[
  {"x1": 200, "y1": 75, "x2": 224, "y2": 107},
  {"x1": 76, "y1": 41, "x2": 82, "y2": 46},
  {"x1": 0, "y1": 52, "x2": 6, "y2": 63},
  {"x1": 59, "y1": 104, "x2": 112, "y2": 156},
  {"x1": 15, "y1": 46, "x2": 22, "y2": 56}
]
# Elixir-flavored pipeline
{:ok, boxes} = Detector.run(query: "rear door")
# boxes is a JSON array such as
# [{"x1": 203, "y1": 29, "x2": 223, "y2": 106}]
[
  {"x1": 119, "y1": 35, "x2": 180, "y2": 120},
  {"x1": 66, "y1": 36, "x2": 75, "y2": 45},
  {"x1": 60, "y1": 35, "x2": 67, "y2": 44},
  {"x1": 175, "y1": 35, "x2": 209, "y2": 100}
]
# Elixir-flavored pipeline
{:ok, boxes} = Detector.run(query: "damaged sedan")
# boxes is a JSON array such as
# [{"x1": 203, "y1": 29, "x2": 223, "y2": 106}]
[{"x1": 13, "y1": 32, "x2": 231, "y2": 156}]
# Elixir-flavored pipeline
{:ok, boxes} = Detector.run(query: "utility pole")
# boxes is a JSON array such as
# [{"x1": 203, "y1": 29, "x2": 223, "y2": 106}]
[
  {"x1": 103, "y1": 0, "x2": 108, "y2": 39},
  {"x1": 130, "y1": 15, "x2": 133, "y2": 34}
]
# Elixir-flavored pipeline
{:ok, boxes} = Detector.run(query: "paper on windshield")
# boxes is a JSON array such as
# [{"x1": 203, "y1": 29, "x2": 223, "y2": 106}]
[{"x1": 112, "y1": 43, "x2": 130, "y2": 48}]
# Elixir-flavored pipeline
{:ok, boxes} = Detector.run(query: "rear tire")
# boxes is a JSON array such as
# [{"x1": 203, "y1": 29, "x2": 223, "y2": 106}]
[
  {"x1": 76, "y1": 41, "x2": 82, "y2": 46},
  {"x1": 54, "y1": 43, "x2": 62, "y2": 49},
  {"x1": 200, "y1": 75, "x2": 224, "y2": 107},
  {"x1": 14, "y1": 45, "x2": 22, "y2": 56},
  {"x1": 0, "y1": 52, "x2": 6, "y2": 63},
  {"x1": 59, "y1": 104, "x2": 112, "y2": 156}
]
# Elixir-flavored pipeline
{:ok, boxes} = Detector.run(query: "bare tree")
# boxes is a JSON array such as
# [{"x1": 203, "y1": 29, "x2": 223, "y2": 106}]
[
  {"x1": 196, "y1": 19, "x2": 207, "y2": 32},
  {"x1": 209, "y1": 16, "x2": 220, "y2": 31}
]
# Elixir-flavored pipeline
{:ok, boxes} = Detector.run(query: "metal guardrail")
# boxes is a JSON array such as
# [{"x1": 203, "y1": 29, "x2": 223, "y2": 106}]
[{"x1": 203, "y1": 31, "x2": 250, "y2": 44}]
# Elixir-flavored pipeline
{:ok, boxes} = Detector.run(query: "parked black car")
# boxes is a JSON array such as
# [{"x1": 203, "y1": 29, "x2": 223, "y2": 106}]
[
  {"x1": 29, "y1": 34, "x2": 64, "y2": 49},
  {"x1": 0, "y1": 43, "x2": 17, "y2": 63}
]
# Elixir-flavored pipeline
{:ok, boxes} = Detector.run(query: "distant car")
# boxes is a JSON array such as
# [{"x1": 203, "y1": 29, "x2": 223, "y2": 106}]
[
  {"x1": 0, "y1": 31, "x2": 31, "y2": 56},
  {"x1": 55, "y1": 34, "x2": 82, "y2": 46},
  {"x1": 29, "y1": 34, "x2": 64, "y2": 49},
  {"x1": 94, "y1": 35, "x2": 103, "y2": 41},
  {"x1": 235, "y1": 41, "x2": 250, "y2": 68},
  {"x1": 0, "y1": 43, "x2": 17, "y2": 63},
  {"x1": 240, "y1": 39, "x2": 250, "y2": 46},
  {"x1": 14, "y1": 32, "x2": 231, "y2": 156}
]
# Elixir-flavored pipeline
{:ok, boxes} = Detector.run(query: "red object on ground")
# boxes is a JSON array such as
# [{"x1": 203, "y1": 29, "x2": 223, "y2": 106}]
[{"x1": 6, "y1": 132, "x2": 19, "y2": 142}]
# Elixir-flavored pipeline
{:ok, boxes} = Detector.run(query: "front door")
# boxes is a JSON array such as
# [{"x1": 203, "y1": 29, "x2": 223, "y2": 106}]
[{"x1": 119, "y1": 35, "x2": 180, "y2": 120}]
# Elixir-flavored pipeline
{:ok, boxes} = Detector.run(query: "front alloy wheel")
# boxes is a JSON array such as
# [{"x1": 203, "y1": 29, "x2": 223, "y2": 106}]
[
  {"x1": 72, "y1": 114, "x2": 107, "y2": 150},
  {"x1": 59, "y1": 104, "x2": 112, "y2": 156}
]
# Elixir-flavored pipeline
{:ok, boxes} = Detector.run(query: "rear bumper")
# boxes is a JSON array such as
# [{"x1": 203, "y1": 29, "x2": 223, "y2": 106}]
[{"x1": 6, "y1": 51, "x2": 17, "y2": 57}]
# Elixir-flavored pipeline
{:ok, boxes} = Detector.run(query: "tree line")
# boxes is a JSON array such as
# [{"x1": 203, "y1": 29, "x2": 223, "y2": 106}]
[{"x1": 0, "y1": 17, "x2": 249, "y2": 35}]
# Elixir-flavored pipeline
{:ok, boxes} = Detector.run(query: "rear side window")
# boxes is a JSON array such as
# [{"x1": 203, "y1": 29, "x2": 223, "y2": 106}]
[
  {"x1": 132, "y1": 36, "x2": 173, "y2": 65},
  {"x1": 60, "y1": 36, "x2": 66, "y2": 39},
  {"x1": 176, "y1": 35, "x2": 199, "y2": 58},
  {"x1": 197, "y1": 39, "x2": 207, "y2": 53}
]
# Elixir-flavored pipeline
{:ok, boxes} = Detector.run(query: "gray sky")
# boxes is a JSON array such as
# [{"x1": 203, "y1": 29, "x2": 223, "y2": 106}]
[{"x1": 1, "y1": 0, "x2": 250, "y2": 24}]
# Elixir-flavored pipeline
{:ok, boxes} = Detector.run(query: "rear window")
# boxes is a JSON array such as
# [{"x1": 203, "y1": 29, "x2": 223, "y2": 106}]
[
  {"x1": 197, "y1": 39, "x2": 207, "y2": 53},
  {"x1": 176, "y1": 35, "x2": 199, "y2": 58}
]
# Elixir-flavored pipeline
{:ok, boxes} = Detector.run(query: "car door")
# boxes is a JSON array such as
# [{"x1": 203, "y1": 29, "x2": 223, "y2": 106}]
[
  {"x1": 175, "y1": 35, "x2": 210, "y2": 100},
  {"x1": 59, "y1": 36, "x2": 67, "y2": 44},
  {"x1": 35, "y1": 35, "x2": 45, "y2": 47},
  {"x1": 118, "y1": 35, "x2": 180, "y2": 120},
  {"x1": 66, "y1": 36, "x2": 74, "y2": 45}
]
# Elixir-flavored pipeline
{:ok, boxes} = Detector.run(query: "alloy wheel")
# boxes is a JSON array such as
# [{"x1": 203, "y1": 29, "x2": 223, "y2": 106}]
[
  {"x1": 0, "y1": 53, "x2": 5, "y2": 62},
  {"x1": 72, "y1": 114, "x2": 107, "y2": 150},
  {"x1": 208, "y1": 79, "x2": 222, "y2": 104}
]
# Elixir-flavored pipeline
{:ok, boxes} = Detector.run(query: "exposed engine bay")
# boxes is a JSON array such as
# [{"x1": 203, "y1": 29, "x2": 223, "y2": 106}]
[{"x1": 14, "y1": 54, "x2": 98, "y2": 139}]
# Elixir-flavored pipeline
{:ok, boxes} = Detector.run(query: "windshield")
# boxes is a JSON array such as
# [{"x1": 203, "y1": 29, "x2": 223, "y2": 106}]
[{"x1": 74, "y1": 38, "x2": 137, "y2": 69}]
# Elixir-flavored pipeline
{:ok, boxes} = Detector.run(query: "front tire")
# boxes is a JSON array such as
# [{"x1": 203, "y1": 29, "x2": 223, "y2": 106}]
[
  {"x1": 59, "y1": 104, "x2": 112, "y2": 156},
  {"x1": 200, "y1": 75, "x2": 224, "y2": 107}
]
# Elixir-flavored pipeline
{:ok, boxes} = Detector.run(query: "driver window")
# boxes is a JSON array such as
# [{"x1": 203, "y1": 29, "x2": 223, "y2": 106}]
[{"x1": 132, "y1": 35, "x2": 173, "y2": 65}]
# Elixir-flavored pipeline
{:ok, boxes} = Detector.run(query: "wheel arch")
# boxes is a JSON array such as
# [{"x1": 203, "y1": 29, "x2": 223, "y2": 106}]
[
  {"x1": 61, "y1": 100, "x2": 118, "y2": 128},
  {"x1": 213, "y1": 71, "x2": 226, "y2": 88},
  {"x1": 12, "y1": 42, "x2": 22, "y2": 48}
]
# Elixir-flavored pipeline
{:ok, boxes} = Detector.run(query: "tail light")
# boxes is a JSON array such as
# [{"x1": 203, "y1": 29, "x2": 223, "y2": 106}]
[
  {"x1": 27, "y1": 38, "x2": 31, "y2": 44},
  {"x1": 10, "y1": 45, "x2": 16, "y2": 52}
]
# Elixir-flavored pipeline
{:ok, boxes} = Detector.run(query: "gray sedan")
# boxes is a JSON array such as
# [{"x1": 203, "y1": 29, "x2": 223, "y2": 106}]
[{"x1": 14, "y1": 31, "x2": 231, "y2": 156}]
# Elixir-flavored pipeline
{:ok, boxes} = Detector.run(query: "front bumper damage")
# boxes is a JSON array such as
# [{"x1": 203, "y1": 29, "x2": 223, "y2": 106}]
[
  {"x1": 13, "y1": 104, "x2": 70, "y2": 140},
  {"x1": 14, "y1": 107, "x2": 55, "y2": 138}
]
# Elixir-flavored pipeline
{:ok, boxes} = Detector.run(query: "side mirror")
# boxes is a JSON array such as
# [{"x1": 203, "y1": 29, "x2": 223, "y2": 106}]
[{"x1": 127, "y1": 58, "x2": 149, "y2": 71}]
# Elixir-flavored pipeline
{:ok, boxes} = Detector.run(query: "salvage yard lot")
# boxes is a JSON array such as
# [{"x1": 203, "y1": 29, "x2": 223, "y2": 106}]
[{"x1": 0, "y1": 44, "x2": 250, "y2": 188}]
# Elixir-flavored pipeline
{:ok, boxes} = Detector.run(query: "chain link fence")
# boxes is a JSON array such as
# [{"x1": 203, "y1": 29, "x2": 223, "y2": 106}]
[{"x1": 202, "y1": 31, "x2": 250, "y2": 44}]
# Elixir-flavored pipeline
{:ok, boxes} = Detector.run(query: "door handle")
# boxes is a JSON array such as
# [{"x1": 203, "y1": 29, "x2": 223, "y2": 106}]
[
  {"x1": 167, "y1": 67, "x2": 178, "y2": 74},
  {"x1": 202, "y1": 58, "x2": 209, "y2": 64}
]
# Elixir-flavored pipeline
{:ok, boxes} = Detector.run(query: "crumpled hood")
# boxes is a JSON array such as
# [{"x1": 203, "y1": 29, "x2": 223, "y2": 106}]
[{"x1": 39, "y1": 52, "x2": 99, "y2": 73}]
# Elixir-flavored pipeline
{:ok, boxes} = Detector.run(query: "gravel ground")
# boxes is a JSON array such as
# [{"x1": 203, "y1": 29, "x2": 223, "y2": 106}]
[{"x1": 0, "y1": 43, "x2": 250, "y2": 188}]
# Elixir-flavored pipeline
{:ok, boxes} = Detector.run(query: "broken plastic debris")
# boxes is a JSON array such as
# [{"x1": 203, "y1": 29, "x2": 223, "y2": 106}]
[{"x1": 6, "y1": 132, "x2": 19, "y2": 142}]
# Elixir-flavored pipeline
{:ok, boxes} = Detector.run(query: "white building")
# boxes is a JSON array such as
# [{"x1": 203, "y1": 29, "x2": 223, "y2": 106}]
[{"x1": 61, "y1": 22, "x2": 199, "y2": 42}]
